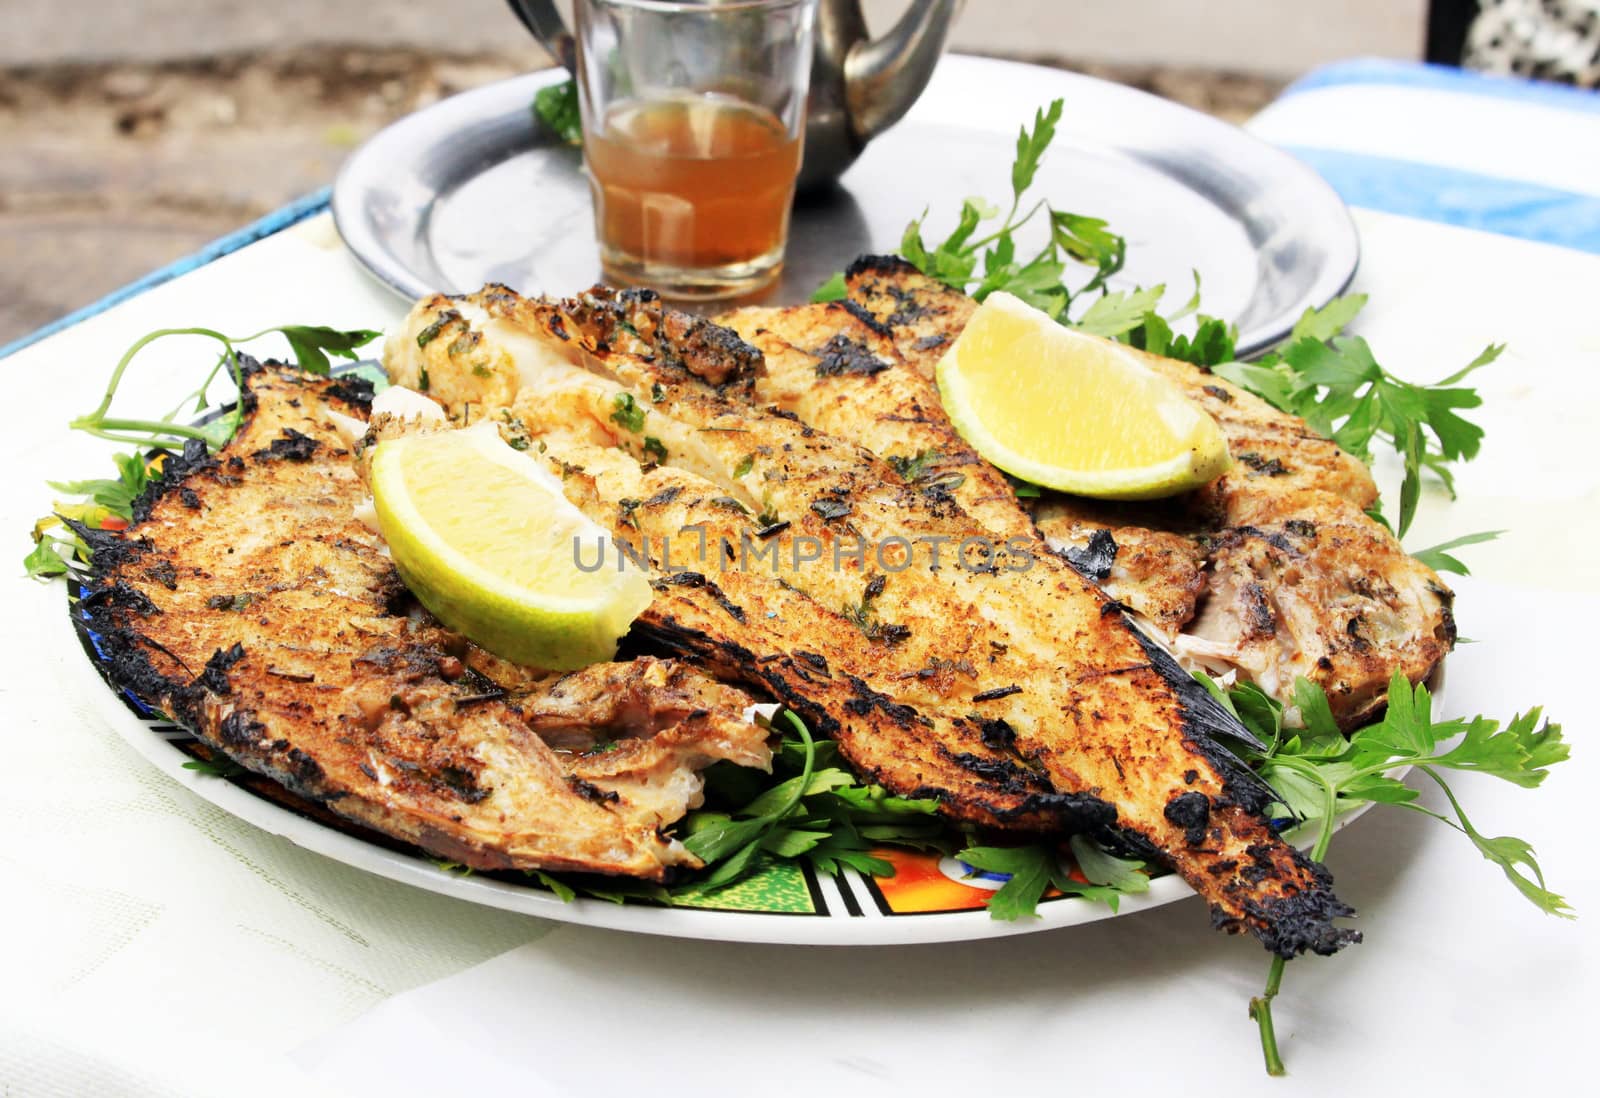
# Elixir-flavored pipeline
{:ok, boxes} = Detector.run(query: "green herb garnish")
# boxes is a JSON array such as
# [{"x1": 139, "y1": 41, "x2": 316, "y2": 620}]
[
  {"x1": 69, "y1": 325, "x2": 381, "y2": 452},
  {"x1": 1213, "y1": 295, "x2": 1501, "y2": 536},
  {"x1": 1411, "y1": 529, "x2": 1504, "y2": 575},
  {"x1": 886, "y1": 449, "x2": 941, "y2": 481},
  {"x1": 610, "y1": 392, "x2": 647, "y2": 433},
  {"x1": 956, "y1": 835, "x2": 1149, "y2": 920},
  {"x1": 1192, "y1": 670, "x2": 1570, "y2": 1074},
  {"x1": 533, "y1": 79, "x2": 582, "y2": 146}
]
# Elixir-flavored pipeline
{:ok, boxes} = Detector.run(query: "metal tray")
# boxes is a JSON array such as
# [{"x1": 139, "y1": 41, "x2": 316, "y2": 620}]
[{"x1": 333, "y1": 54, "x2": 1358, "y2": 355}]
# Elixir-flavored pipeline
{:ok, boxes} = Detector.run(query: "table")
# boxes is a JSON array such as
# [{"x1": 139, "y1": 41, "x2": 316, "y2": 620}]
[{"x1": 2, "y1": 58, "x2": 1595, "y2": 1097}]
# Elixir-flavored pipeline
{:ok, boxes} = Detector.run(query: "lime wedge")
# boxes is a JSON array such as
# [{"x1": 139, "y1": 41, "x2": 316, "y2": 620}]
[
  {"x1": 370, "y1": 424, "x2": 652, "y2": 670},
  {"x1": 936, "y1": 292, "x2": 1231, "y2": 500}
]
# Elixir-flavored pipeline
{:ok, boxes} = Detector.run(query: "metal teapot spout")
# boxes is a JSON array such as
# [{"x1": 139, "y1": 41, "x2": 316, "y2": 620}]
[
  {"x1": 800, "y1": 0, "x2": 958, "y2": 188},
  {"x1": 843, "y1": 0, "x2": 960, "y2": 142}
]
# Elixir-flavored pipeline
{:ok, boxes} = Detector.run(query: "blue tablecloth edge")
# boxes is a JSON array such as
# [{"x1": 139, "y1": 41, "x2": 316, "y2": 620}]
[
  {"x1": 1284, "y1": 57, "x2": 1600, "y2": 115},
  {"x1": 0, "y1": 187, "x2": 333, "y2": 364},
  {"x1": 1281, "y1": 145, "x2": 1600, "y2": 255}
]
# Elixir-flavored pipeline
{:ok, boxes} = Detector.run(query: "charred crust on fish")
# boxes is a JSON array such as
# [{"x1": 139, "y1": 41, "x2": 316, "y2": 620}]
[
  {"x1": 811, "y1": 334, "x2": 891, "y2": 378},
  {"x1": 324, "y1": 372, "x2": 376, "y2": 409},
  {"x1": 568, "y1": 776, "x2": 620, "y2": 804},
  {"x1": 1237, "y1": 452, "x2": 1290, "y2": 477},
  {"x1": 1214, "y1": 849, "x2": 1360, "y2": 958},
  {"x1": 795, "y1": 650, "x2": 830, "y2": 675},
  {"x1": 82, "y1": 580, "x2": 161, "y2": 617},
  {"x1": 142, "y1": 560, "x2": 179, "y2": 590},
  {"x1": 830, "y1": 299, "x2": 895, "y2": 339},
  {"x1": 219, "y1": 708, "x2": 266, "y2": 748},
  {"x1": 994, "y1": 791, "x2": 1118, "y2": 831},
  {"x1": 196, "y1": 642, "x2": 246, "y2": 695},
  {"x1": 1063, "y1": 529, "x2": 1118, "y2": 581},
  {"x1": 252, "y1": 428, "x2": 320, "y2": 463},
  {"x1": 842, "y1": 675, "x2": 925, "y2": 726},
  {"x1": 1164, "y1": 790, "x2": 1212, "y2": 846},
  {"x1": 978, "y1": 716, "x2": 1017, "y2": 751}
]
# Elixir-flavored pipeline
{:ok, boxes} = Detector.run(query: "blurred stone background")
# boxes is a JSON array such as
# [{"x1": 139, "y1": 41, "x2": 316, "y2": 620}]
[{"x1": 0, "y1": 0, "x2": 1426, "y2": 343}]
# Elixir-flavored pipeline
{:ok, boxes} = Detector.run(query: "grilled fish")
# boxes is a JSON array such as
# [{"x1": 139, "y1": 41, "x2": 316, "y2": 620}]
[
  {"x1": 80, "y1": 361, "x2": 771, "y2": 880},
  {"x1": 387, "y1": 285, "x2": 1361, "y2": 957},
  {"x1": 839, "y1": 255, "x2": 1454, "y2": 727}
]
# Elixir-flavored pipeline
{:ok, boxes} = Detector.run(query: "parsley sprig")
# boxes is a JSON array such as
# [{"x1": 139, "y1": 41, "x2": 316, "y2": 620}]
[
  {"x1": 956, "y1": 835, "x2": 1149, "y2": 920},
  {"x1": 70, "y1": 325, "x2": 380, "y2": 451},
  {"x1": 1194, "y1": 670, "x2": 1571, "y2": 1074},
  {"x1": 1410, "y1": 529, "x2": 1505, "y2": 575},
  {"x1": 816, "y1": 99, "x2": 1126, "y2": 323},
  {"x1": 1214, "y1": 295, "x2": 1501, "y2": 535},
  {"x1": 813, "y1": 98, "x2": 1235, "y2": 368},
  {"x1": 27, "y1": 325, "x2": 379, "y2": 579},
  {"x1": 523, "y1": 710, "x2": 950, "y2": 905},
  {"x1": 533, "y1": 79, "x2": 582, "y2": 146},
  {"x1": 684, "y1": 713, "x2": 950, "y2": 886}
]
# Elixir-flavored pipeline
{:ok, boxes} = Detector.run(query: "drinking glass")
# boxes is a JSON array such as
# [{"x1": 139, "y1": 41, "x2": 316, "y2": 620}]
[{"x1": 574, "y1": 0, "x2": 817, "y2": 299}]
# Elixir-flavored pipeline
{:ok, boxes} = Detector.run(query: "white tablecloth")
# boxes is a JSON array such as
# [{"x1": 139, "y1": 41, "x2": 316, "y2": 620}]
[{"x1": 4, "y1": 73, "x2": 1598, "y2": 1096}]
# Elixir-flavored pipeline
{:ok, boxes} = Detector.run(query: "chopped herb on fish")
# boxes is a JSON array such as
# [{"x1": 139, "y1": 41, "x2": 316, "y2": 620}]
[
  {"x1": 610, "y1": 392, "x2": 647, "y2": 433},
  {"x1": 886, "y1": 448, "x2": 941, "y2": 481}
]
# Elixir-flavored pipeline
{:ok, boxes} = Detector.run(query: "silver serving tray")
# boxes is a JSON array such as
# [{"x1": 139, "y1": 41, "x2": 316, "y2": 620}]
[{"x1": 333, "y1": 55, "x2": 1357, "y2": 355}]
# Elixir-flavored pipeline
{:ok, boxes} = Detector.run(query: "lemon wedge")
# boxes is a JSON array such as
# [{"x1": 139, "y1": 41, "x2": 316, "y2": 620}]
[
  {"x1": 936, "y1": 291, "x2": 1231, "y2": 500},
  {"x1": 370, "y1": 424, "x2": 652, "y2": 670}
]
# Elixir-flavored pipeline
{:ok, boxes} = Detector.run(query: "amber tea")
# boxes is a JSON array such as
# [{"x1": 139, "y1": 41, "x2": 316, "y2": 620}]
[{"x1": 585, "y1": 94, "x2": 803, "y2": 297}]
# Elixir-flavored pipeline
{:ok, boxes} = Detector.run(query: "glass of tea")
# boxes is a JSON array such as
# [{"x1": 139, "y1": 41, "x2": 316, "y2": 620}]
[{"x1": 574, "y1": 0, "x2": 817, "y2": 299}]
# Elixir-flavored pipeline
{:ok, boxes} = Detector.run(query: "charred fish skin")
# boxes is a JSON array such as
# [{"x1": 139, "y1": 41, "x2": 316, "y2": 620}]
[
  {"x1": 352, "y1": 384, "x2": 1086, "y2": 834},
  {"x1": 839, "y1": 256, "x2": 1452, "y2": 728},
  {"x1": 523, "y1": 435, "x2": 1094, "y2": 834},
  {"x1": 718, "y1": 291, "x2": 1356, "y2": 953},
  {"x1": 82, "y1": 359, "x2": 771, "y2": 881},
  {"x1": 841, "y1": 253, "x2": 978, "y2": 377},
  {"x1": 394, "y1": 286, "x2": 1361, "y2": 957}
]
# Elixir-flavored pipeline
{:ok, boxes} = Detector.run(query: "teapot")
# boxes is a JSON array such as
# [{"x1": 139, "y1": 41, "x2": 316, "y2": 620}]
[{"x1": 503, "y1": 0, "x2": 961, "y2": 188}]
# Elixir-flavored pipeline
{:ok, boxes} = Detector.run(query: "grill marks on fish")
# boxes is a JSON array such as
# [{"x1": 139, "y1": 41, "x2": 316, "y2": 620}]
[
  {"x1": 838, "y1": 259, "x2": 1451, "y2": 728},
  {"x1": 82, "y1": 364, "x2": 770, "y2": 880},
  {"x1": 526, "y1": 438, "x2": 1074, "y2": 830},
  {"x1": 718, "y1": 300, "x2": 1036, "y2": 543},
  {"x1": 391, "y1": 285, "x2": 1361, "y2": 956}
]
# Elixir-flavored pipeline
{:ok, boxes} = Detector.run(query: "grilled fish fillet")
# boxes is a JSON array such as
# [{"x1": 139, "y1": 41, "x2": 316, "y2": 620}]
[
  {"x1": 840, "y1": 255, "x2": 1454, "y2": 727},
  {"x1": 718, "y1": 301, "x2": 1037, "y2": 544},
  {"x1": 81, "y1": 361, "x2": 771, "y2": 880},
  {"x1": 387, "y1": 285, "x2": 1361, "y2": 957}
]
